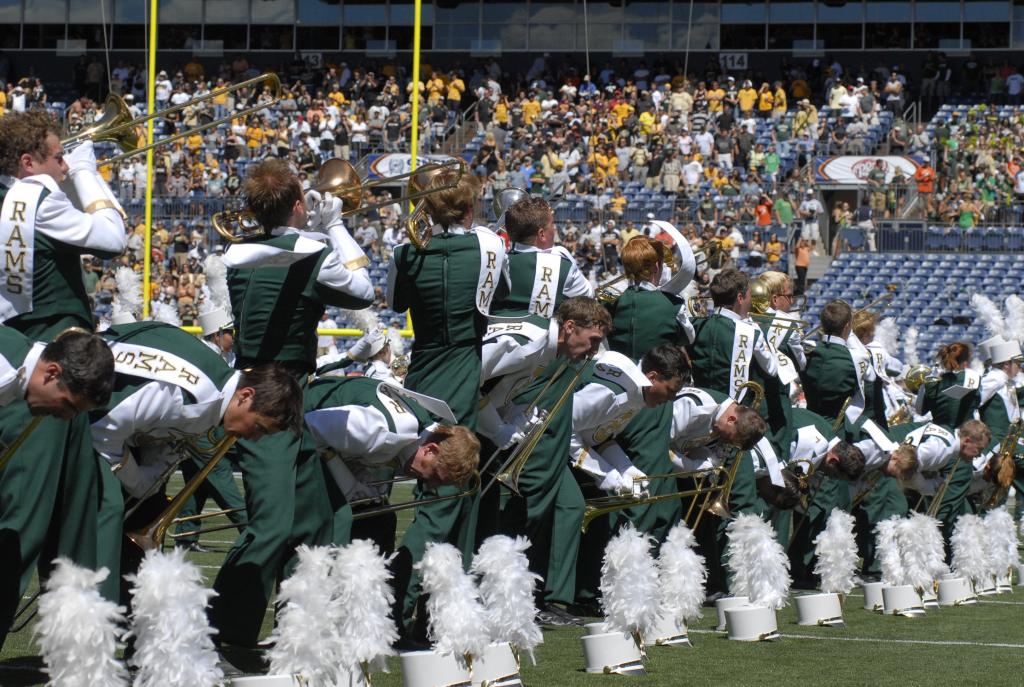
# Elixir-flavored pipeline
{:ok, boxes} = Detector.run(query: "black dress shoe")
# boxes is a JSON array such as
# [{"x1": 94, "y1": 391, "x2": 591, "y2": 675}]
[
  {"x1": 537, "y1": 603, "x2": 584, "y2": 627},
  {"x1": 567, "y1": 600, "x2": 603, "y2": 618},
  {"x1": 394, "y1": 635, "x2": 430, "y2": 652}
]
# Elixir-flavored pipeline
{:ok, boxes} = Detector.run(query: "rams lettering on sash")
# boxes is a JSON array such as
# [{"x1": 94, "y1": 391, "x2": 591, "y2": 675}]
[
  {"x1": 114, "y1": 349, "x2": 201, "y2": 387},
  {"x1": 4, "y1": 204, "x2": 28, "y2": 295}
]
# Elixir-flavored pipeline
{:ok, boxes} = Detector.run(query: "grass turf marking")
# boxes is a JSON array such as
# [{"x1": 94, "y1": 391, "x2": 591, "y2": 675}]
[{"x1": 687, "y1": 628, "x2": 1024, "y2": 649}]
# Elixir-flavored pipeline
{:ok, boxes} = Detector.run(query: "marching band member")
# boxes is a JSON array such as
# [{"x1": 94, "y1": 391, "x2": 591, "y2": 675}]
[
  {"x1": 764, "y1": 408, "x2": 865, "y2": 586},
  {"x1": 492, "y1": 196, "x2": 592, "y2": 317},
  {"x1": 386, "y1": 170, "x2": 508, "y2": 641},
  {"x1": 303, "y1": 375, "x2": 479, "y2": 547},
  {"x1": 477, "y1": 297, "x2": 610, "y2": 625},
  {"x1": 212, "y1": 158, "x2": 374, "y2": 650},
  {"x1": 0, "y1": 327, "x2": 114, "y2": 643},
  {"x1": 975, "y1": 337, "x2": 1022, "y2": 510},
  {"x1": 91, "y1": 321, "x2": 303, "y2": 602},
  {"x1": 751, "y1": 271, "x2": 804, "y2": 441},
  {"x1": 913, "y1": 342, "x2": 980, "y2": 431},
  {"x1": 852, "y1": 311, "x2": 904, "y2": 424},
  {"x1": 600, "y1": 235, "x2": 696, "y2": 542},
  {"x1": 0, "y1": 110, "x2": 127, "y2": 638},
  {"x1": 801, "y1": 300, "x2": 874, "y2": 437},
  {"x1": 570, "y1": 345, "x2": 690, "y2": 609},
  {"x1": 173, "y1": 304, "x2": 247, "y2": 552}
]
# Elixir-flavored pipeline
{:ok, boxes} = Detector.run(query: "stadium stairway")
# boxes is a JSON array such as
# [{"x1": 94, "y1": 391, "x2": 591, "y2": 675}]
[{"x1": 803, "y1": 252, "x2": 1024, "y2": 360}]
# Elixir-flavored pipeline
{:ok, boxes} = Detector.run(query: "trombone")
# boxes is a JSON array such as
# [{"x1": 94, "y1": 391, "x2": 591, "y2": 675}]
[
  {"x1": 802, "y1": 286, "x2": 898, "y2": 342},
  {"x1": 63, "y1": 73, "x2": 283, "y2": 167},
  {"x1": 126, "y1": 435, "x2": 238, "y2": 551},
  {"x1": 348, "y1": 471, "x2": 480, "y2": 520},
  {"x1": 580, "y1": 467, "x2": 727, "y2": 533},
  {"x1": 212, "y1": 157, "x2": 464, "y2": 243}
]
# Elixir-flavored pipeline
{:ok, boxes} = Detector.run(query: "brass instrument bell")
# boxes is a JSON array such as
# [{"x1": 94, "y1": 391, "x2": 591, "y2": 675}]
[
  {"x1": 492, "y1": 186, "x2": 529, "y2": 225},
  {"x1": 749, "y1": 276, "x2": 772, "y2": 316},
  {"x1": 312, "y1": 158, "x2": 364, "y2": 213}
]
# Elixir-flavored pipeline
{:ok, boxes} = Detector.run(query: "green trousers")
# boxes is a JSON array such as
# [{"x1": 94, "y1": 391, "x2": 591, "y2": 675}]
[
  {"x1": 927, "y1": 459, "x2": 975, "y2": 562},
  {"x1": 95, "y1": 459, "x2": 125, "y2": 602},
  {"x1": 0, "y1": 410, "x2": 99, "y2": 648},
  {"x1": 173, "y1": 433, "x2": 247, "y2": 545},
  {"x1": 347, "y1": 467, "x2": 397, "y2": 555},
  {"x1": 323, "y1": 460, "x2": 355, "y2": 547},
  {"x1": 853, "y1": 475, "x2": 908, "y2": 575},
  {"x1": 789, "y1": 476, "x2": 852, "y2": 584},
  {"x1": 392, "y1": 344, "x2": 481, "y2": 636},
  {"x1": 209, "y1": 427, "x2": 334, "y2": 647},
  {"x1": 611, "y1": 403, "x2": 679, "y2": 544}
]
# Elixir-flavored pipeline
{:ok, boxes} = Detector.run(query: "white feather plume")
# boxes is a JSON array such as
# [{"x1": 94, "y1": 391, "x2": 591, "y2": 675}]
[
  {"x1": 971, "y1": 293, "x2": 1006, "y2": 338},
  {"x1": 331, "y1": 539, "x2": 399, "y2": 677},
  {"x1": 125, "y1": 549, "x2": 223, "y2": 687},
  {"x1": 149, "y1": 300, "x2": 181, "y2": 327},
  {"x1": 875, "y1": 318, "x2": 901, "y2": 358},
  {"x1": 951, "y1": 514, "x2": 992, "y2": 589},
  {"x1": 265, "y1": 545, "x2": 343, "y2": 685},
  {"x1": 35, "y1": 559, "x2": 129, "y2": 687},
  {"x1": 725, "y1": 514, "x2": 791, "y2": 609},
  {"x1": 341, "y1": 307, "x2": 381, "y2": 334},
  {"x1": 1020, "y1": 513, "x2": 1024, "y2": 540},
  {"x1": 904, "y1": 327, "x2": 920, "y2": 366},
  {"x1": 898, "y1": 514, "x2": 948, "y2": 591},
  {"x1": 600, "y1": 524, "x2": 662, "y2": 636},
  {"x1": 875, "y1": 516, "x2": 905, "y2": 586},
  {"x1": 656, "y1": 522, "x2": 707, "y2": 623},
  {"x1": 387, "y1": 326, "x2": 406, "y2": 357},
  {"x1": 812, "y1": 510, "x2": 859, "y2": 595},
  {"x1": 983, "y1": 507, "x2": 1020, "y2": 575},
  {"x1": 111, "y1": 266, "x2": 142, "y2": 321},
  {"x1": 471, "y1": 535, "x2": 543, "y2": 662},
  {"x1": 417, "y1": 542, "x2": 490, "y2": 667},
  {"x1": 201, "y1": 254, "x2": 231, "y2": 314},
  {"x1": 1004, "y1": 295, "x2": 1024, "y2": 344}
]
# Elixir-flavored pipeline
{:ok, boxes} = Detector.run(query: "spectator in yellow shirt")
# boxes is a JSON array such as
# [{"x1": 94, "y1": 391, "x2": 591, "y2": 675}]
[
  {"x1": 638, "y1": 109, "x2": 656, "y2": 139},
  {"x1": 757, "y1": 83, "x2": 774, "y2": 117},
  {"x1": 613, "y1": 99, "x2": 634, "y2": 124},
  {"x1": 522, "y1": 95, "x2": 541, "y2": 125},
  {"x1": 737, "y1": 81, "x2": 758, "y2": 115},
  {"x1": 608, "y1": 189, "x2": 627, "y2": 217},
  {"x1": 494, "y1": 95, "x2": 509, "y2": 125},
  {"x1": 772, "y1": 82, "x2": 787, "y2": 120},
  {"x1": 426, "y1": 75, "x2": 445, "y2": 105},
  {"x1": 446, "y1": 73, "x2": 465, "y2": 107},
  {"x1": 707, "y1": 81, "x2": 726, "y2": 113}
]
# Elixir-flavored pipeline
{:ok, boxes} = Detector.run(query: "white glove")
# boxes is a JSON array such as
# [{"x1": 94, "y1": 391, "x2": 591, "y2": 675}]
[
  {"x1": 493, "y1": 422, "x2": 526, "y2": 450},
  {"x1": 307, "y1": 191, "x2": 345, "y2": 232},
  {"x1": 325, "y1": 455, "x2": 383, "y2": 503},
  {"x1": 599, "y1": 469, "x2": 624, "y2": 495},
  {"x1": 518, "y1": 407, "x2": 547, "y2": 434},
  {"x1": 345, "y1": 477, "x2": 385, "y2": 504},
  {"x1": 114, "y1": 454, "x2": 175, "y2": 500},
  {"x1": 621, "y1": 466, "x2": 650, "y2": 498},
  {"x1": 65, "y1": 140, "x2": 98, "y2": 177}
]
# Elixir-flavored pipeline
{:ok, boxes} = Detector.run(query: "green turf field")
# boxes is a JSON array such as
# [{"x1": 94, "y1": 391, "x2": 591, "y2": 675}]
[{"x1": 1, "y1": 476, "x2": 1021, "y2": 686}]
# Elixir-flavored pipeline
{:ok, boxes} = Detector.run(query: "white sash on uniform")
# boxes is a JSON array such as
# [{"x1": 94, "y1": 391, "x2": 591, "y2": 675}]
[
  {"x1": 763, "y1": 312, "x2": 800, "y2": 385},
  {"x1": 529, "y1": 251, "x2": 562, "y2": 318},
  {"x1": 0, "y1": 180, "x2": 44, "y2": 321},
  {"x1": 475, "y1": 228, "x2": 506, "y2": 316},
  {"x1": 379, "y1": 381, "x2": 457, "y2": 424},
  {"x1": 729, "y1": 319, "x2": 758, "y2": 398},
  {"x1": 109, "y1": 342, "x2": 221, "y2": 402}
]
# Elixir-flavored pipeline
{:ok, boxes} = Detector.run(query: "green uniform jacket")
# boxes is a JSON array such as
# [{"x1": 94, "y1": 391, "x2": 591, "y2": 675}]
[
  {"x1": 801, "y1": 338, "x2": 864, "y2": 427},
  {"x1": 228, "y1": 233, "x2": 372, "y2": 371},
  {"x1": 606, "y1": 285, "x2": 690, "y2": 360},
  {"x1": 688, "y1": 312, "x2": 767, "y2": 397},
  {"x1": 917, "y1": 370, "x2": 980, "y2": 431},
  {"x1": 305, "y1": 376, "x2": 434, "y2": 432},
  {"x1": 492, "y1": 249, "x2": 571, "y2": 318}
]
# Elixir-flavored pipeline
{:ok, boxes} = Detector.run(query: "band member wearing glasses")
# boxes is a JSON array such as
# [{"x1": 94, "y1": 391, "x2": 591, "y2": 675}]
[{"x1": 0, "y1": 110, "x2": 127, "y2": 644}]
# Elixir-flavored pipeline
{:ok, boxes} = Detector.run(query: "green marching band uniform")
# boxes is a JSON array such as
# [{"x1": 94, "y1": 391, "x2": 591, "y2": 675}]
[
  {"x1": 302, "y1": 375, "x2": 450, "y2": 548},
  {"x1": 687, "y1": 306, "x2": 779, "y2": 592},
  {"x1": 802, "y1": 334, "x2": 884, "y2": 573},
  {"x1": 771, "y1": 408, "x2": 849, "y2": 584},
  {"x1": 604, "y1": 281, "x2": 692, "y2": 543},
  {"x1": 477, "y1": 314, "x2": 586, "y2": 608},
  {"x1": 174, "y1": 333, "x2": 248, "y2": 548},
  {"x1": 568, "y1": 351, "x2": 653, "y2": 605},
  {"x1": 386, "y1": 222, "x2": 507, "y2": 636},
  {"x1": 492, "y1": 243, "x2": 591, "y2": 318},
  {"x1": 0, "y1": 156, "x2": 127, "y2": 645},
  {"x1": 89, "y1": 322, "x2": 245, "y2": 601},
  {"x1": 978, "y1": 362, "x2": 1023, "y2": 506},
  {"x1": 212, "y1": 216, "x2": 374, "y2": 647}
]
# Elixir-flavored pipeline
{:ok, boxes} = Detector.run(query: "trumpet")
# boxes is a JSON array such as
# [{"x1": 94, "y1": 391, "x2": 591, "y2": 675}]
[
  {"x1": 903, "y1": 364, "x2": 940, "y2": 394},
  {"x1": 978, "y1": 420, "x2": 1022, "y2": 510},
  {"x1": 64, "y1": 72, "x2": 283, "y2": 167},
  {"x1": 348, "y1": 471, "x2": 480, "y2": 520},
  {"x1": 595, "y1": 274, "x2": 627, "y2": 304},
  {"x1": 580, "y1": 467, "x2": 727, "y2": 533}
]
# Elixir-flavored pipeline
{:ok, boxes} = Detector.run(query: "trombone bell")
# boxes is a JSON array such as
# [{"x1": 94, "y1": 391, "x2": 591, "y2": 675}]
[
  {"x1": 312, "y1": 158, "x2": 365, "y2": 213},
  {"x1": 64, "y1": 93, "x2": 140, "y2": 156},
  {"x1": 211, "y1": 209, "x2": 266, "y2": 244}
]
